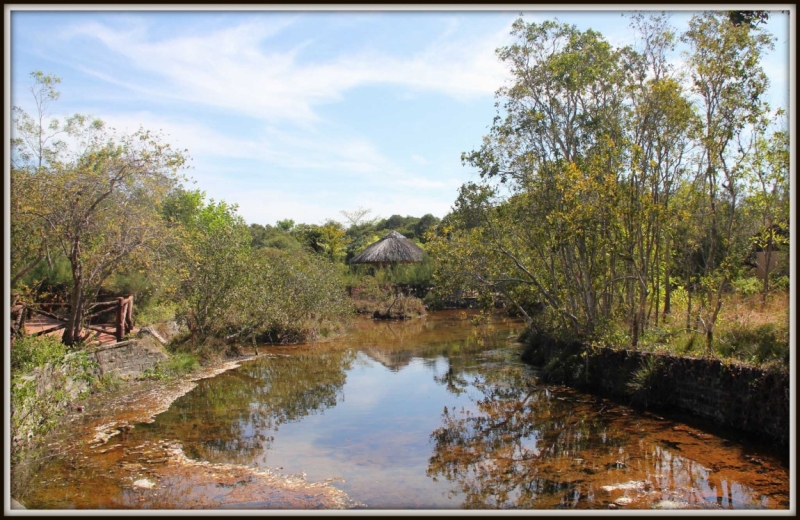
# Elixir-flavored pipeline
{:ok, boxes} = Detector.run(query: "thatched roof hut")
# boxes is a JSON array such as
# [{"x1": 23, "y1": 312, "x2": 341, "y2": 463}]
[{"x1": 350, "y1": 230, "x2": 424, "y2": 266}]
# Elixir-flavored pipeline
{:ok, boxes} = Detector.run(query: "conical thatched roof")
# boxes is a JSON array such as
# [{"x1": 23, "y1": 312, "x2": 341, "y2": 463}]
[{"x1": 350, "y1": 230, "x2": 424, "y2": 265}]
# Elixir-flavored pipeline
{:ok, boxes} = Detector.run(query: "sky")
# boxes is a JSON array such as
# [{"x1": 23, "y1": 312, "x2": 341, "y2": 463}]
[{"x1": 7, "y1": 7, "x2": 793, "y2": 228}]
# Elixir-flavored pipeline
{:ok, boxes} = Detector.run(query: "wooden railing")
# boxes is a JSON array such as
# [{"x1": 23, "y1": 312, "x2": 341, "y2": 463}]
[
  {"x1": 115, "y1": 295, "x2": 135, "y2": 342},
  {"x1": 11, "y1": 295, "x2": 134, "y2": 343}
]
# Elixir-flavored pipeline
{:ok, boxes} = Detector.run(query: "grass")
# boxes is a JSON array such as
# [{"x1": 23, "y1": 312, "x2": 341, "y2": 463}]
[
  {"x1": 616, "y1": 290, "x2": 790, "y2": 368},
  {"x1": 350, "y1": 276, "x2": 427, "y2": 319},
  {"x1": 11, "y1": 334, "x2": 67, "y2": 373},
  {"x1": 141, "y1": 352, "x2": 200, "y2": 381}
]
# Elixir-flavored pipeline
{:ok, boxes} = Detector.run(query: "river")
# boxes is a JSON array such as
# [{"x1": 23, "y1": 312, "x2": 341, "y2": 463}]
[{"x1": 18, "y1": 310, "x2": 789, "y2": 509}]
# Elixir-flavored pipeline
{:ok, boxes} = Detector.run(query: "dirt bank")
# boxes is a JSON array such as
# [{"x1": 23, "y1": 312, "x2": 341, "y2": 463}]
[{"x1": 13, "y1": 354, "x2": 361, "y2": 510}]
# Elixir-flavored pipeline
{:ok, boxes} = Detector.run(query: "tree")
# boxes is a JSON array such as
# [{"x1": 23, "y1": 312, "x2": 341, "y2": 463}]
[
  {"x1": 449, "y1": 18, "x2": 641, "y2": 338},
  {"x1": 175, "y1": 198, "x2": 251, "y2": 340},
  {"x1": 10, "y1": 72, "x2": 66, "y2": 288},
  {"x1": 340, "y1": 207, "x2": 379, "y2": 227},
  {"x1": 743, "y1": 111, "x2": 790, "y2": 305},
  {"x1": 12, "y1": 72, "x2": 188, "y2": 345},
  {"x1": 682, "y1": 11, "x2": 775, "y2": 348},
  {"x1": 414, "y1": 214, "x2": 441, "y2": 242},
  {"x1": 728, "y1": 11, "x2": 770, "y2": 28},
  {"x1": 275, "y1": 219, "x2": 295, "y2": 232},
  {"x1": 318, "y1": 220, "x2": 349, "y2": 262}
]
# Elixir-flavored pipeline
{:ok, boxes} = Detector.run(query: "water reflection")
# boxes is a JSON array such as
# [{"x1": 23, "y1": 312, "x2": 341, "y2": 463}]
[
  {"x1": 143, "y1": 348, "x2": 357, "y2": 464},
  {"x1": 20, "y1": 312, "x2": 789, "y2": 509},
  {"x1": 426, "y1": 359, "x2": 789, "y2": 509}
]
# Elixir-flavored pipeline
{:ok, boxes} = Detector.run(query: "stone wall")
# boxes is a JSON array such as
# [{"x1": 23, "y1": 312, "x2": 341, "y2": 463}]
[
  {"x1": 89, "y1": 335, "x2": 169, "y2": 378},
  {"x1": 522, "y1": 334, "x2": 790, "y2": 444}
]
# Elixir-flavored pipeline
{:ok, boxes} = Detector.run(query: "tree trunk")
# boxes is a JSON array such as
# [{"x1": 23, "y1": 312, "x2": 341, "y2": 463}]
[
  {"x1": 663, "y1": 234, "x2": 672, "y2": 317},
  {"x1": 62, "y1": 246, "x2": 86, "y2": 347},
  {"x1": 62, "y1": 281, "x2": 85, "y2": 346},
  {"x1": 685, "y1": 274, "x2": 692, "y2": 332},
  {"x1": 761, "y1": 247, "x2": 772, "y2": 309}
]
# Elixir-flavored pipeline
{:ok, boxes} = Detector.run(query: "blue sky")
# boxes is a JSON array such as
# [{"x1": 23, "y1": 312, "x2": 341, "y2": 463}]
[{"x1": 8, "y1": 8, "x2": 792, "y2": 227}]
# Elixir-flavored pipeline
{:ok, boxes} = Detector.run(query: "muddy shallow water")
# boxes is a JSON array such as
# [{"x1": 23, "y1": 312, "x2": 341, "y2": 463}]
[{"x1": 18, "y1": 311, "x2": 789, "y2": 509}]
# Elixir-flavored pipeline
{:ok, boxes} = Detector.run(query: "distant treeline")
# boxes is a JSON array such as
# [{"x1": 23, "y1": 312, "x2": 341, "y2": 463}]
[{"x1": 248, "y1": 212, "x2": 441, "y2": 263}]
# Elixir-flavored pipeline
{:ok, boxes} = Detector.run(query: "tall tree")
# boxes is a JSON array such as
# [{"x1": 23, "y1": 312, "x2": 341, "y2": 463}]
[
  {"x1": 682, "y1": 12, "x2": 775, "y2": 348},
  {"x1": 453, "y1": 18, "x2": 639, "y2": 337}
]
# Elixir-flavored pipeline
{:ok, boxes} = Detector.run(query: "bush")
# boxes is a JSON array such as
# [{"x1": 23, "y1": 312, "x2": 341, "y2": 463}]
[
  {"x1": 350, "y1": 276, "x2": 426, "y2": 319},
  {"x1": 135, "y1": 301, "x2": 177, "y2": 327},
  {"x1": 229, "y1": 248, "x2": 353, "y2": 343},
  {"x1": 716, "y1": 324, "x2": 789, "y2": 366},
  {"x1": 732, "y1": 276, "x2": 763, "y2": 297},
  {"x1": 11, "y1": 350, "x2": 97, "y2": 459},
  {"x1": 627, "y1": 356, "x2": 663, "y2": 407},
  {"x1": 771, "y1": 275, "x2": 790, "y2": 292},
  {"x1": 11, "y1": 335, "x2": 67, "y2": 373},
  {"x1": 143, "y1": 353, "x2": 200, "y2": 380}
]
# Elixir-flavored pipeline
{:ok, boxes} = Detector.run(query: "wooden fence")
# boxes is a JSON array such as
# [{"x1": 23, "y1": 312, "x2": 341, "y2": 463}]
[{"x1": 11, "y1": 295, "x2": 134, "y2": 343}]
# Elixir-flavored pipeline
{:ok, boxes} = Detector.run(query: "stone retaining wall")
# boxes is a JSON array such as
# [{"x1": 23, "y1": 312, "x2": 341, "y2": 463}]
[
  {"x1": 522, "y1": 334, "x2": 790, "y2": 444},
  {"x1": 89, "y1": 334, "x2": 168, "y2": 378}
]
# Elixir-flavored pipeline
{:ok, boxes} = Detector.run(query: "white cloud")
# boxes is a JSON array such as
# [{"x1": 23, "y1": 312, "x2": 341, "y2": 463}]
[
  {"x1": 61, "y1": 17, "x2": 511, "y2": 125},
  {"x1": 411, "y1": 154, "x2": 428, "y2": 166},
  {"x1": 82, "y1": 109, "x2": 463, "y2": 223}
]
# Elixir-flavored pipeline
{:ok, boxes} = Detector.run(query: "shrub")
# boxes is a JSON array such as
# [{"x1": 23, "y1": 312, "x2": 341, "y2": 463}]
[
  {"x1": 135, "y1": 301, "x2": 177, "y2": 327},
  {"x1": 627, "y1": 356, "x2": 663, "y2": 407},
  {"x1": 143, "y1": 353, "x2": 200, "y2": 380},
  {"x1": 230, "y1": 248, "x2": 353, "y2": 343},
  {"x1": 771, "y1": 275, "x2": 790, "y2": 292},
  {"x1": 717, "y1": 324, "x2": 789, "y2": 366},
  {"x1": 11, "y1": 350, "x2": 97, "y2": 459},
  {"x1": 11, "y1": 334, "x2": 67, "y2": 373},
  {"x1": 732, "y1": 276, "x2": 763, "y2": 297}
]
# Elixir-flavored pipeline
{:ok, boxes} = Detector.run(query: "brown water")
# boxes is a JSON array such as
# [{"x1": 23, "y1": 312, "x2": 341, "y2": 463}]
[{"x1": 19, "y1": 311, "x2": 789, "y2": 509}]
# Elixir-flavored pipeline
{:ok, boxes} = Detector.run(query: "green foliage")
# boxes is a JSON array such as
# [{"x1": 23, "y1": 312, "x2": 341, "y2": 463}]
[
  {"x1": 92, "y1": 372, "x2": 124, "y2": 393},
  {"x1": 431, "y1": 13, "x2": 784, "y2": 360},
  {"x1": 249, "y1": 222, "x2": 303, "y2": 251},
  {"x1": 627, "y1": 356, "x2": 665, "y2": 408},
  {"x1": 12, "y1": 71, "x2": 188, "y2": 345},
  {"x1": 397, "y1": 258, "x2": 435, "y2": 287},
  {"x1": 349, "y1": 276, "x2": 426, "y2": 319},
  {"x1": 263, "y1": 232, "x2": 302, "y2": 251},
  {"x1": 142, "y1": 353, "x2": 200, "y2": 380},
  {"x1": 276, "y1": 219, "x2": 295, "y2": 232},
  {"x1": 175, "y1": 197, "x2": 252, "y2": 338},
  {"x1": 11, "y1": 334, "x2": 67, "y2": 372},
  {"x1": 318, "y1": 220, "x2": 349, "y2": 262},
  {"x1": 232, "y1": 248, "x2": 353, "y2": 343},
  {"x1": 11, "y1": 350, "x2": 98, "y2": 459},
  {"x1": 161, "y1": 187, "x2": 205, "y2": 226},
  {"x1": 716, "y1": 324, "x2": 789, "y2": 366},
  {"x1": 134, "y1": 301, "x2": 177, "y2": 327},
  {"x1": 771, "y1": 275, "x2": 790, "y2": 292},
  {"x1": 732, "y1": 276, "x2": 763, "y2": 297}
]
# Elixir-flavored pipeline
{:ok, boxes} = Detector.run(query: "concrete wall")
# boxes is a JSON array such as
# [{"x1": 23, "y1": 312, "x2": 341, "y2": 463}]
[{"x1": 522, "y1": 334, "x2": 790, "y2": 444}]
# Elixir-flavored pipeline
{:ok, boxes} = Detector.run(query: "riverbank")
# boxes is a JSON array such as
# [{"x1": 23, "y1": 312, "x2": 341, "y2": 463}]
[
  {"x1": 520, "y1": 331, "x2": 790, "y2": 447},
  {"x1": 10, "y1": 351, "x2": 360, "y2": 509}
]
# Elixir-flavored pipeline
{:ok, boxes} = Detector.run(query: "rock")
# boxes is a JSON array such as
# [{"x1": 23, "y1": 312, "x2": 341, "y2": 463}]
[
  {"x1": 11, "y1": 498, "x2": 26, "y2": 509},
  {"x1": 138, "y1": 327, "x2": 168, "y2": 346},
  {"x1": 655, "y1": 500, "x2": 689, "y2": 509},
  {"x1": 133, "y1": 478, "x2": 156, "y2": 489},
  {"x1": 608, "y1": 503, "x2": 617, "y2": 509},
  {"x1": 615, "y1": 497, "x2": 633, "y2": 506}
]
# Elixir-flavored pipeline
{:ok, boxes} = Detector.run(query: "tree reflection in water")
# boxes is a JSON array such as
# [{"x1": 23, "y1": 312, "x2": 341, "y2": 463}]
[
  {"x1": 147, "y1": 348, "x2": 357, "y2": 465},
  {"x1": 427, "y1": 360, "x2": 786, "y2": 509}
]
